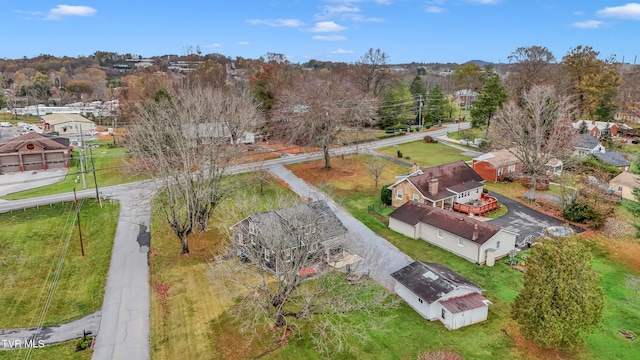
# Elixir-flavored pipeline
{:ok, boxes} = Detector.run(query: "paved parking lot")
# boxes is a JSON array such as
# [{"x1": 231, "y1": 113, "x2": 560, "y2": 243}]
[
  {"x1": 487, "y1": 192, "x2": 584, "y2": 246},
  {"x1": 0, "y1": 169, "x2": 69, "y2": 197}
]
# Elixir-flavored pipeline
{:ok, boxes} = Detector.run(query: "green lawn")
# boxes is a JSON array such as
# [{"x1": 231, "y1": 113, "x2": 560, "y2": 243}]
[
  {"x1": 447, "y1": 126, "x2": 486, "y2": 141},
  {"x1": 376, "y1": 141, "x2": 473, "y2": 167},
  {"x1": 0, "y1": 200, "x2": 119, "y2": 328},
  {"x1": 284, "y1": 156, "x2": 640, "y2": 360},
  {"x1": 2, "y1": 140, "x2": 146, "y2": 200}
]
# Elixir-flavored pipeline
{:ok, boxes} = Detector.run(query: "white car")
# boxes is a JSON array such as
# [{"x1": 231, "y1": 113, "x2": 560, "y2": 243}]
[{"x1": 0, "y1": 122, "x2": 11, "y2": 127}]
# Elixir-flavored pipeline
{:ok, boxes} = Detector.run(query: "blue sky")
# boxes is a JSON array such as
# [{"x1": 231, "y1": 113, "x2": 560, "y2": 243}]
[{"x1": 2, "y1": 1, "x2": 640, "y2": 64}]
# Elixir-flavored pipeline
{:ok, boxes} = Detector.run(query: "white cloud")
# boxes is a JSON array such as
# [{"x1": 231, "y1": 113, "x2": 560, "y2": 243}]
[
  {"x1": 331, "y1": 48, "x2": 354, "y2": 54},
  {"x1": 597, "y1": 3, "x2": 640, "y2": 19},
  {"x1": 46, "y1": 5, "x2": 96, "y2": 20},
  {"x1": 310, "y1": 21, "x2": 347, "y2": 32},
  {"x1": 426, "y1": 6, "x2": 446, "y2": 13},
  {"x1": 237, "y1": 41, "x2": 251, "y2": 45},
  {"x1": 467, "y1": 0, "x2": 499, "y2": 4},
  {"x1": 571, "y1": 20, "x2": 604, "y2": 29},
  {"x1": 203, "y1": 43, "x2": 222, "y2": 49},
  {"x1": 247, "y1": 19, "x2": 304, "y2": 27},
  {"x1": 313, "y1": 35, "x2": 347, "y2": 41},
  {"x1": 573, "y1": 11, "x2": 584, "y2": 16},
  {"x1": 14, "y1": 10, "x2": 44, "y2": 16}
]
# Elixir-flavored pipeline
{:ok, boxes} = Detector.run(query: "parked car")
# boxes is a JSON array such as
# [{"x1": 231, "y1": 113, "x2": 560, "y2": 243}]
[{"x1": 0, "y1": 122, "x2": 11, "y2": 127}]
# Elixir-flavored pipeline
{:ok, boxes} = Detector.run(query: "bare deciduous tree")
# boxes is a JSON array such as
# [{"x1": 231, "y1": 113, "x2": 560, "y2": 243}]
[
  {"x1": 125, "y1": 84, "x2": 263, "y2": 253},
  {"x1": 367, "y1": 157, "x2": 387, "y2": 191},
  {"x1": 271, "y1": 71, "x2": 377, "y2": 169},
  {"x1": 489, "y1": 85, "x2": 576, "y2": 201},
  {"x1": 506, "y1": 45, "x2": 556, "y2": 102},
  {"x1": 352, "y1": 48, "x2": 393, "y2": 97},
  {"x1": 209, "y1": 199, "x2": 394, "y2": 356}
]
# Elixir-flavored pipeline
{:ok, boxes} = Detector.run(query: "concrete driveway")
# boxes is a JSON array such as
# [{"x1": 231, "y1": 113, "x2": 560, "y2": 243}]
[
  {"x1": 0, "y1": 168, "x2": 70, "y2": 197},
  {"x1": 487, "y1": 192, "x2": 584, "y2": 245}
]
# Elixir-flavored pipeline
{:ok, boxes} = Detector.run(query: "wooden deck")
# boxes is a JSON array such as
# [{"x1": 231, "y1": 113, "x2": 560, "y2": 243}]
[{"x1": 453, "y1": 193, "x2": 498, "y2": 216}]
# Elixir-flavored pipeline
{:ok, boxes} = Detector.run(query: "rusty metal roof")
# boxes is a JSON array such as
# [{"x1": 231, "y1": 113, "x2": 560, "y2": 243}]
[{"x1": 440, "y1": 292, "x2": 489, "y2": 314}]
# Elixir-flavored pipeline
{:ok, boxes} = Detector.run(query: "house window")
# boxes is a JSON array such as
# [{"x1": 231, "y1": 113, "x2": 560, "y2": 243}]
[
  {"x1": 412, "y1": 194, "x2": 419, "y2": 202},
  {"x1": 441, "y1": 309, "x2": 446, "y2": 319},
  {"x1": 418, "y1": 298, "x2": 424, "y2": 304},
  {"x1": 237, "y1": 233, "x2": 244, "y2": 244},
  {"x1": 458, "y1": 237, "x2": 464, "y2": 246},
  {"x1": 508, "y1": 164, "x2": 516, "y2": 173},
  {"x1": 476, "y1": 189, "x2": 479, "y2": 194},
  {"x1": 496, "y1": 241, "x2": 501, "y2": 248},
  {"x1": 396, "y1": 189, "x2": 403, "y2": 200},
  {"x1": 497, "y1": 168, "x2": 503, "y2": 176},
  {"x1": 264, "y1": 249, "x2": 270, "y2": 262},
  {"x1": 618, "y1": 186, "x2": 622, "y2": 192},
  {"x1": 248, "y1": 222, "x2": 256, "y2": 235},
  {"x1": 437, "y1": 229, "x2": 443, "y2": 238}
]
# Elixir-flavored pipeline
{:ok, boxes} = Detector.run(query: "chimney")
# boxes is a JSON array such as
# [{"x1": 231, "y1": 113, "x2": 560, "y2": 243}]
[
  {"x1": 412, "y1": 163, "x2": 420, "y2": 172},
  {"x1": 472, "y1": 224, "x2": 479, "y2": 241},
  {"x1": 428, "y1": 178, "x2": 439, "y2": 196}
]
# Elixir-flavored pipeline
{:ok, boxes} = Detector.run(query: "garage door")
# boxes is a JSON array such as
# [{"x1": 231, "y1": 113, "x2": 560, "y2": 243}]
[
  {"x1": 45, "y1": 152, "x2": 66, "y2": 169},
  {"x1": 23, "y1": 153, "x2": 43, "y2": 171}
]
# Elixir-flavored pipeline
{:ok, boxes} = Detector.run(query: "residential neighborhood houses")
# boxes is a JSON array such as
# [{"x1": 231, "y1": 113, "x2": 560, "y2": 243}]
[{"x1": 1, "y1": 47, "x2": 639, "y2": 360}]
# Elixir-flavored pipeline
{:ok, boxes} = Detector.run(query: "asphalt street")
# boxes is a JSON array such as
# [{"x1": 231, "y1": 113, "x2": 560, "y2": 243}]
[{"x1": 0, "y1": 122, "x2": 469, "y2": 358}]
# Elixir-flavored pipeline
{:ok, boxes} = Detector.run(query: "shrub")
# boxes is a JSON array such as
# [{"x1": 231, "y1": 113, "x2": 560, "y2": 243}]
[
  {"x1": 562, "y1": 200, "x2": 598, "y2": 225},
  {"x1": 423, "y1": 135, "x2": 437, "y2": 143},
  {"x1": 397, "y1": 150, "x2": 403, "y2": 158},
  {"x1": 405, "y1": 156, "x2": 411, "y2": 160},
  {"x1": 381, "y1": 185, "x2": 392, "y2": 205}
]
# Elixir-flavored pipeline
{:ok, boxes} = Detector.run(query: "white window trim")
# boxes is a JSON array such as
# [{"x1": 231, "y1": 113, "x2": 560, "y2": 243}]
[
  {"x1": 412, "y1": 194, "x2": 419, "y2": 202},
  {"x1": 396, "y1": 189, "x2": 403, "y2": 200}
]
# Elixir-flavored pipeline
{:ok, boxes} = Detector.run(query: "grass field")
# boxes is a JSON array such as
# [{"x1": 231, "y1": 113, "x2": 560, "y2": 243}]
[
  {"x1": 149, "y1": 174, "x2": 299, "y2": 360},
  {"x1": 376, "y1": 140, "x2": 473, "y2": 166},
  {"x1": 285, "y1": 154, "x2": 640, "y2": 360},
  {"x1": 0, "y1": 200, "x2": 119, "y2": 328}
]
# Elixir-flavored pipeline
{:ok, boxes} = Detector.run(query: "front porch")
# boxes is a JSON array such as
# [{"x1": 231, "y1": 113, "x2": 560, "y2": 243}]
[{"x1": 453, "y1": 193, "x2": 498, "y2": 216}]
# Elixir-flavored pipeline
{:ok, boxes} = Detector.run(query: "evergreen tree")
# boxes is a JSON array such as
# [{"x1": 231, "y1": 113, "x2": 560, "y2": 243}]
[
  {"x1": 578, "y1": 120, "x2": 588, "y2": 134},
  {"x1": 470, "y1": 69, "x2": 507, "y2": 129},
  {"x1": 424, "y1": 85, "x2": 447, "y2": 124},
  {"x1": 409, "y1": 75, "x2": 426, "y2": 98},
  {"x1": 377, "y1": 80, "x2": 414, "y2": 129},
  {"x1": 512, "y1": 237, "x2": 604, "y2": 349},
  {"x1": 599, "y1": 122, "x2": 613, "y2": 148}
]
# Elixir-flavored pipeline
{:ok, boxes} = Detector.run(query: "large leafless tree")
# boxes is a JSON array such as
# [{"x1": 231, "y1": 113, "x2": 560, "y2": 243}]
[
  {"x1": 271, "y1": 71, "x2": 377, "y2": 169},
  {"x1": 210, "y1": 198, "x2": 394, "y2": 356},
  {"x1": 489, "y1": 85, "x2": 576, "y2": 201},
  {"x1": 126, "y1": 84, "x2": 263, "y2": 254},
  {"x1": 352, "y1": 48, "x2": 393, "y2": 97},
  {"x1": 506, "y1": 46, "x2": 556, "y2": 102}
]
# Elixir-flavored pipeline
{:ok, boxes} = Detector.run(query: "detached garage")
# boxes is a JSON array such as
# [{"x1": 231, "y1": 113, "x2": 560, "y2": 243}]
[
  {"x1": 0, "y1": 132, "x2": 70, "y2": 173},
  {"x1": 41, "y1": 113, "x2": 96, "y2": 135}
]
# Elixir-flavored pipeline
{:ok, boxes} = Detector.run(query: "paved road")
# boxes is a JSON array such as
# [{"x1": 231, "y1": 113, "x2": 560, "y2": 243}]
[
  {"x1": 0, "y1": 312, "x2": 101, "y2": 349},
  {"x1": 269, "y1": 165, "x2": 412, "y2": 290},
  {"x1": 0, "y1": 123, "x2": 469, "y2": 357},
  {"x1": 91, "y1": 185, "x2": 154, "y2": 360}
]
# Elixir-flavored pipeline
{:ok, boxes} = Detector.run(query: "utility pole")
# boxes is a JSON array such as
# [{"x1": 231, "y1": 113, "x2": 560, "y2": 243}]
[
  {"x1": 73, "y1": 188, "x2": 85, "y2": 257},
  {"x1": 418, "y1": 94, "x2": 423, "y2": 127},
  {"x1": 88, "y1": 144, "x2": 100, "y2": 202},
  {"x1": 76, "y1": 124, "x2": 86, "y2": 189}
]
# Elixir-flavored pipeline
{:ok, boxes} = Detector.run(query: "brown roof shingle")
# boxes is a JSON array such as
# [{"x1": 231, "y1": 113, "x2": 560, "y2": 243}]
[
  {"x1": 440, "y1": 292, "x2": 489, "y2": 314},
  {"x1": 389, "y1": 201, "x2": 501, "y2": 244},
  {"x1": 0, "y1": 132, "x2": 69, "y2": 153},
  {"x1": 408, "y1": 160, "x2": 484, "y2": 201}
]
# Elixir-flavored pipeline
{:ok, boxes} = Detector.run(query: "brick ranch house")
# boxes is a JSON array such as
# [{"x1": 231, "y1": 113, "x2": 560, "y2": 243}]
[
  {"x1": 572, "y1": 120, "x2": 619, "y2": 139},
  {"x1": 388, "y1": 160, "x2": 498, "y2": 216},
  {"x1": 0, "y1": 132, "x2": 70, "y2": 173}
]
